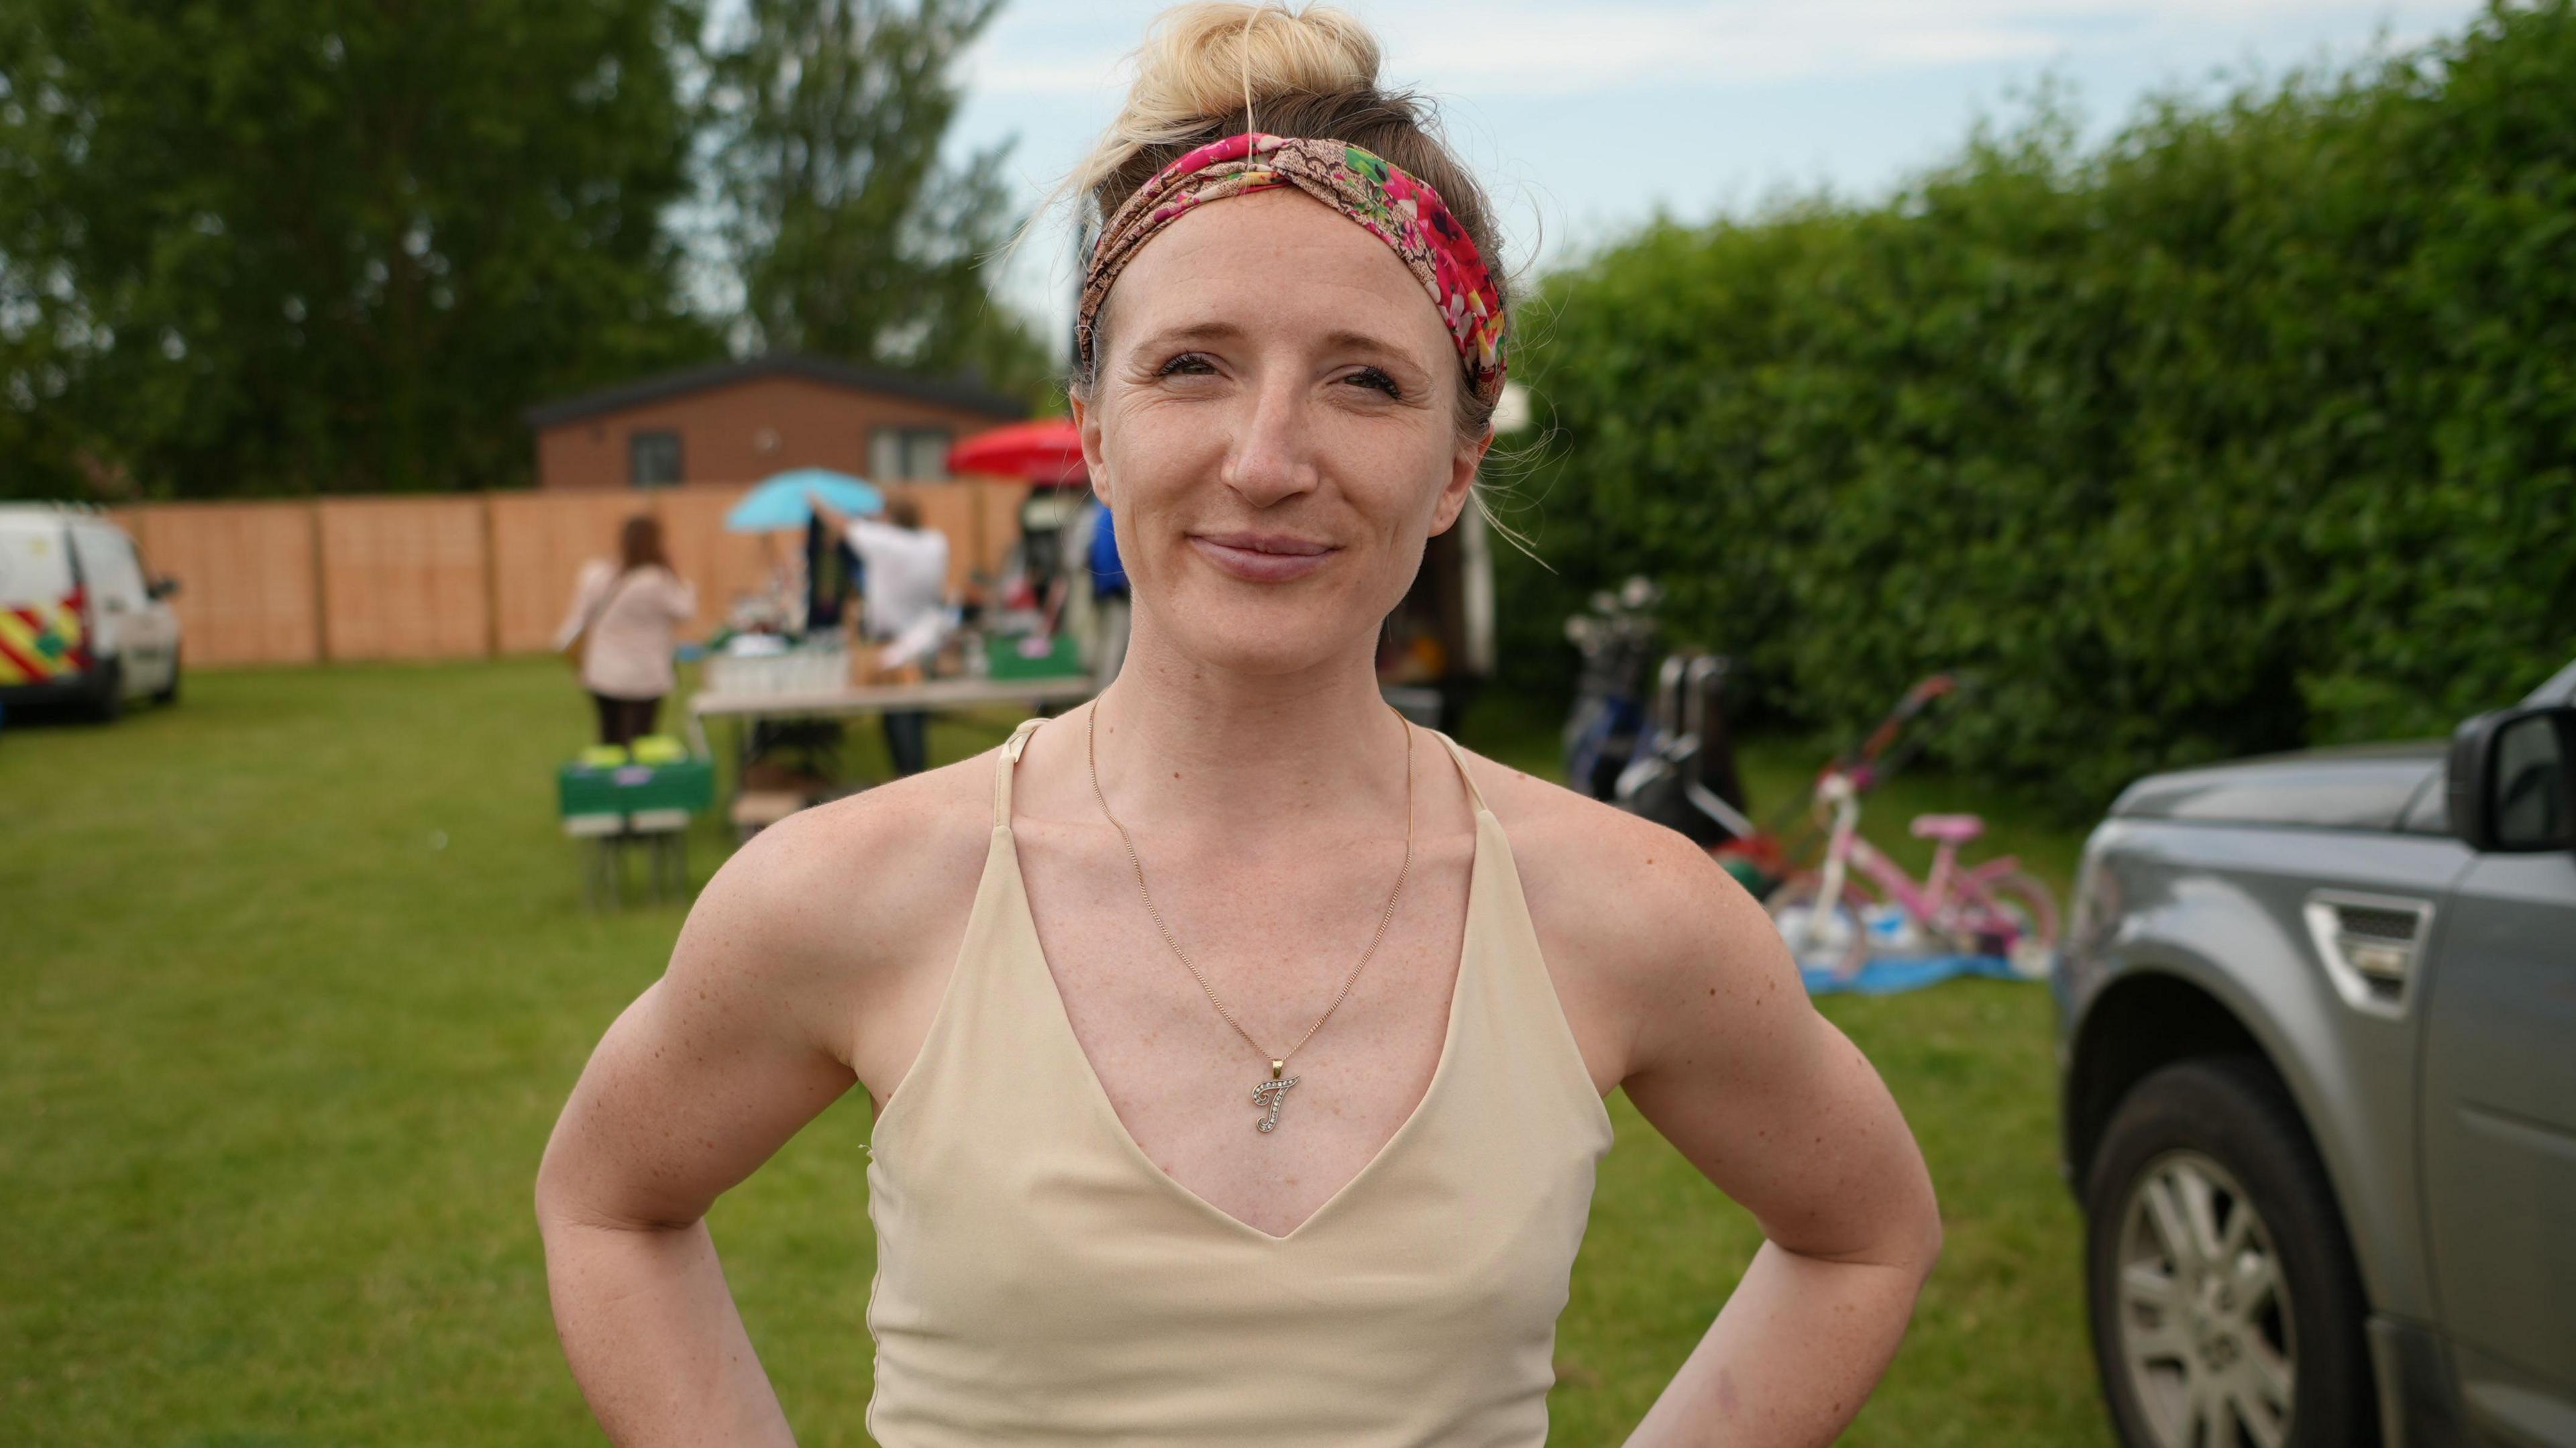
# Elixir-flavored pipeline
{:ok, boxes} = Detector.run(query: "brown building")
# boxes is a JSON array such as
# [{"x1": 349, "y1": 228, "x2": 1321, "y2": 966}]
[{"x1": 524, "y1": 354, "x2": 1028, "y2": 490}]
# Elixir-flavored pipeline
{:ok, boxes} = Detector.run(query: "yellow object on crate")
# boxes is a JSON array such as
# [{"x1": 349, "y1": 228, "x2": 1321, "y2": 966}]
[{"x1": 631, "y1": 734, "x2": 688, "y2": 765}]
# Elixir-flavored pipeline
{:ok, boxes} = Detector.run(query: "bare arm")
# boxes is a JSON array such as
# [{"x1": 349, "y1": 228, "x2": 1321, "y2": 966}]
[
  {"x1": 1587, "y1": 824, "x2": 1942, "y2": 1445},
  {"x1": 533, "y1": 813, "x2": 865, "y2": 1445},
  {"x1": 1625, "y1": 855, "x2": 1941, "y2": 1444},
  {"x1": 804, "y1": 489, "x2": 885, "y2": 547}
]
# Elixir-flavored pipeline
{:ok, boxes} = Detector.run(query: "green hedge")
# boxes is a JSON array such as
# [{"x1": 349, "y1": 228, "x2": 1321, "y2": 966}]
[{"x1": 1501, "y1": 0, "x2": 2576, "y2": 811}]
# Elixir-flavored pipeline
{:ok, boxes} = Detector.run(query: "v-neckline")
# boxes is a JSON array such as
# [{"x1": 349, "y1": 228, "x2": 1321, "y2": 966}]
[{"x1": 998, "y1": 807, "x2": 1487, "y2": 1245}]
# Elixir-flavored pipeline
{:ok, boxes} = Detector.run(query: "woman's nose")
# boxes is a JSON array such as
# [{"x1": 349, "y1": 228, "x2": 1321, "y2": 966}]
[{"x1": 1218, "y1": 375, "x2": 1322, "y2": 508}]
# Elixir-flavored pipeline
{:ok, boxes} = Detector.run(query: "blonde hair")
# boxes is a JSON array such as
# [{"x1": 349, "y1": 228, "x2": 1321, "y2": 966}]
[
  {"x1": 1060, "y1": 3, "x2": 1509, "y2": 439},
  {"x1": 1065, "y1": 3, "x2": 1383, "y2": 206}
]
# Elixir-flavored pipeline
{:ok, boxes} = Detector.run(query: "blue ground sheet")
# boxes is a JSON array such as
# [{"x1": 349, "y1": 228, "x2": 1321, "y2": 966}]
[{"x1": 1799, "y1": 952, "x2": 2032, "y2": 995}]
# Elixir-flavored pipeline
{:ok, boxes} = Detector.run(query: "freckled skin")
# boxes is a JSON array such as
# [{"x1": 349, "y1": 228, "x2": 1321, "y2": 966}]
[{"x1": 534, "y1": 186, "x2": 1938, "y2": 1448}]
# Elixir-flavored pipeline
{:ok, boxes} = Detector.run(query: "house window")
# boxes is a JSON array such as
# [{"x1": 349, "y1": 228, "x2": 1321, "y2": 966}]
[
  {"x1": 869, "y1": 426, "x2": 951, "y2": 482},
  {"x1": 629, "y1": 430, "x2": 684, "y2": 488}
]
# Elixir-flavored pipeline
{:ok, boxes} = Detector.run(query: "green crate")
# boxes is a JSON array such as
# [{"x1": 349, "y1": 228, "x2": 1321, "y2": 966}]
[
  {"x1": 557, "y1": 757, "x2": 714, "y2": 818},
  {"x1": 986, "y1": 632, "x2": 1084, "y2": 680}
]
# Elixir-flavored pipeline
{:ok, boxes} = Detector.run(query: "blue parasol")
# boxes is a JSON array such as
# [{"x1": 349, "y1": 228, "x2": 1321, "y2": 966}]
[{"x1": 724, "y1": 468, "x2": 885, "y2": 533}]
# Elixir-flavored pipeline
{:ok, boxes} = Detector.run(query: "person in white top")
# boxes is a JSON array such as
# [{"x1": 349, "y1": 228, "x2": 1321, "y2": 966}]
[
  {"x1": 806, "y1": 490, "x2": 951, "y2": 775},
  {"x1": 552, "y1": 514, "x2": 699, "y2": 746}
]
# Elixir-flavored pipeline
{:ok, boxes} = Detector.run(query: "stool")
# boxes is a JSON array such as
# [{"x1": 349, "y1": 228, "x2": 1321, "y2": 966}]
[
  {"x1": 730, "y1": 789, "x2": 808, "y2": 842},
  {"x1": 567, "y1": 810, "x2": 694, "y2": 910}
]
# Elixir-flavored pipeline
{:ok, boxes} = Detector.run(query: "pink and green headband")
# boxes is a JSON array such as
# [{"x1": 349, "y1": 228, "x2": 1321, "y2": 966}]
[{"x1": 1077, "y1": 132, "x2": 1509, "y2": 407}]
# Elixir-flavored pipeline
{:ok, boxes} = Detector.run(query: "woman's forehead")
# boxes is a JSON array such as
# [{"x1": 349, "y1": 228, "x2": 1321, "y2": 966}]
[{"x1": 1106, "y1": 190, "x2": 1449, "y2": 358}]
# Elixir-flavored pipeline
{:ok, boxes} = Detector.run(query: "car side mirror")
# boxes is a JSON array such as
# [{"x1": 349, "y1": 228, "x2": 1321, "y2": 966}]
[
  {"x1": 2449, "y1": 705, "x2": 2576, "y2": 852},
  {"x1": 147, "y1": 575, "x2": 180, "y2": 600}
]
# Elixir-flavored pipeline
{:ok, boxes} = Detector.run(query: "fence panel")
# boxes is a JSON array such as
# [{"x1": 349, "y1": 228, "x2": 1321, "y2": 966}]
[
  {"x1": 102, "y1": 480, "x2": 1059, "y2": 668},
  {"x1": 315, "y1": 497, "x2": 491, "y2": 661},
  {"x1": 115, "y1": 502, "x2": 320, "y2": 667}
]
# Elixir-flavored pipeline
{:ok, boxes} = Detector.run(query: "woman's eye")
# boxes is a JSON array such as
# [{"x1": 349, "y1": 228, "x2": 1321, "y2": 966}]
[
  {"x1": 1157, "y1": 353, "x2": 1216, "y2": 377},
  {"x1": 1342, "y1": 367, "x2": 1402, "y2": 398}
]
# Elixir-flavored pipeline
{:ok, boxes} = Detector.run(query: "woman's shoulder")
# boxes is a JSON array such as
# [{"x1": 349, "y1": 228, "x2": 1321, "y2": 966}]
[
  {"x1": 678, "y1": 748, "x2": 1005, "y2": 1015},
  {"x1": 1444, "y1": 740, "x2": 1781, "y2": 1050},
  {"x1": 1445, "y1": 739, "x2": 1719, "y2": 893},
  {"x1": 704, "y1": 750, "x2": 998, "y2": 928}
]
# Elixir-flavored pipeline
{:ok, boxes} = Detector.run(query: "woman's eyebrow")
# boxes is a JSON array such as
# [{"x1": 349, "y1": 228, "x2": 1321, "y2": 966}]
[
  {"x1": 1130, "y1": 320, "x2": 1249, "y2": 351},
  {"x1": 1318, "y1": 328, "x2": 1427, "y2": 365},
  {"x1": 1126, "y1": 320, "x2": 1430, "y2": 371}
]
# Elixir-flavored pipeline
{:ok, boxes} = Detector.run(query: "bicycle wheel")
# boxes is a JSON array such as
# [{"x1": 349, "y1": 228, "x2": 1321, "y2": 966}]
[
  {"x1": 1970, "y1": 869, "x2": 2061, "y2": 978},
  {"x1": 1765, "y1": 873, "x2": 1874, "y2": 978}
]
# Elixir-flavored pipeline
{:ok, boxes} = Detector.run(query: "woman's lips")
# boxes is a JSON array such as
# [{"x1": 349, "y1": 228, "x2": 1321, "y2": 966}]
[{"x1": 1187, "y1": 532, "x2": 1338, "y2": 583}]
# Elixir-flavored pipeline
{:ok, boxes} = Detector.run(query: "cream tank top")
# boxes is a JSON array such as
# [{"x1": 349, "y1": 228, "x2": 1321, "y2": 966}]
[{"x1": 863, "y1": 716, "x2": 1617, "y2": 1445}]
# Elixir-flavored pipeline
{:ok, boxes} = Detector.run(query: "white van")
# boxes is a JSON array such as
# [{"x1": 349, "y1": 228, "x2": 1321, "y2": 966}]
[{"x1": 0, "y1": 504, "x2": 182, "y2": 720}]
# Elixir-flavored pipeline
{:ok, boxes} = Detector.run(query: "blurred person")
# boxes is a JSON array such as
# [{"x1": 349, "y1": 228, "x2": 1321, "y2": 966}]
[
  {"x1": 804, "y1": 489, "x2": 949, "y2": 776},
  {"x1": 1081, "y1": 492, "x2": 1132, "y2": 683},
  {"x1": 538, "y1": 7, "x2": 1937, "y2": 1445},
  {"x1": 553, "y1": 514, "x2": 696, "y2": 748},
  {"x1": 800, "y1": 510, "x2": 861, "y2": 633}
]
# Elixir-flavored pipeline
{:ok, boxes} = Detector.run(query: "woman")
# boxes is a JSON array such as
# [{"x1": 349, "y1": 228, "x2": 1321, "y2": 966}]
[
  {"x1": 536, "y1": 6, "x2": 1940, "y2": 1444},
  {"x1": 553, "y1": 514, "x2": 697, "y2": 748}
]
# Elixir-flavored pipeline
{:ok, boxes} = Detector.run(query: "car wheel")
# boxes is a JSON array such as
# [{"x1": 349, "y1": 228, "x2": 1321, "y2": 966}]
[
  {"x1": 85, "y1": 659, "x2": 124, "y2": 724},
  {"x1": 2085, "y1": 1056, "x2": 2376, "y2": 1448},
  {"x1": 152, "y1": 648, "x2": 180, "y2": 705}
]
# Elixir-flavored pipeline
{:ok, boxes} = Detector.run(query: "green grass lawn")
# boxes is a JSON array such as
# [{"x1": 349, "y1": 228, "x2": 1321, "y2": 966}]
[{"x1": 1, "y1": 659, "x2": 2111, "y2": 1445}]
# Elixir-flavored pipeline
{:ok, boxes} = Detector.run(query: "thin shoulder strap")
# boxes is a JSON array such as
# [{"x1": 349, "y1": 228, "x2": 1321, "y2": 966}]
[
  {"x1": 993, "y1": 716, "x2": 1046, "y2": 828},
  {"x1": 580, "y1": 565, "x2": 634, "y2": 632},
  {"x1": 1426, "y1": 727, "x2": 1491, "y2": 815}
]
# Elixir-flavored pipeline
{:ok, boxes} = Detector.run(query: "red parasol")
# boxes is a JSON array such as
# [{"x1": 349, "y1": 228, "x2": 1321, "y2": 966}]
[{"x1": 947, "y1": 419, "x2": 1087, "y2": 486}]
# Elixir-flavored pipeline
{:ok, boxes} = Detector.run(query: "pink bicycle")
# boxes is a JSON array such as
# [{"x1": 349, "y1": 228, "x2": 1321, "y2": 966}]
[{"x1": 1764, "y1": 768, "x2": 2060, "y2": 979}]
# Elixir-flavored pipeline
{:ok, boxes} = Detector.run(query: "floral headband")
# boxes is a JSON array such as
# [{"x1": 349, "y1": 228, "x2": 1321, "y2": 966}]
[{"x1": 1077, "y1": 132, "x2": 1509, "y2": 407}]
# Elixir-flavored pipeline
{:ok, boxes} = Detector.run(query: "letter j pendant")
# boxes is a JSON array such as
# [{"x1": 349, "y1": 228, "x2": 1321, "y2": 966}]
[{"x1": 1251, "y1": 1060, "x2": 1300, "y2": 1134}]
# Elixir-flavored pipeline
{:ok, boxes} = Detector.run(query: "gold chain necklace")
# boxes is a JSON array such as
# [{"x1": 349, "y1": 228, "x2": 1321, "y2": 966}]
[{"x1": 1084, "y1": 698, "x2": 1415, "y2": 1135}]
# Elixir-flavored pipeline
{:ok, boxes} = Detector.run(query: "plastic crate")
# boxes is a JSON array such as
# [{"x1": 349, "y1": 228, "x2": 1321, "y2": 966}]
[
  {"x1": 557, "y1": 757, "x2": 716, "y2": 818},
  {"x1": 987, "y1": 632, "x2": 1084, "y2": 680}
]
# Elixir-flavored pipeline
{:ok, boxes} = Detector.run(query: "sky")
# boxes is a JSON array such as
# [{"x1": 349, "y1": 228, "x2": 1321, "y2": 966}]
[{"x1": 947, "y1": 0, "x2": 2489, "y2": 341}]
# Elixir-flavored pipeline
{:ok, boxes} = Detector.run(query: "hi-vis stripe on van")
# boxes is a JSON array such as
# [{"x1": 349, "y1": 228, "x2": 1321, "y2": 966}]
[{"x1": 0, "y1": 601, "x2": 86, "y2": 683}]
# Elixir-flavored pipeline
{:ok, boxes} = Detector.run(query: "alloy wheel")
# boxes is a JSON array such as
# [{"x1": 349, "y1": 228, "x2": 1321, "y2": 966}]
[{"x1": 2114, "y1": 1150, "x2": 2296, "y2": 1448}]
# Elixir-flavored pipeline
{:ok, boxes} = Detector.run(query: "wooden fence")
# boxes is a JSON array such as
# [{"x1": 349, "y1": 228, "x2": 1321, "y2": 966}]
[{"x1": 107, "y1": 481, "x2": 1034, "y2": 668}]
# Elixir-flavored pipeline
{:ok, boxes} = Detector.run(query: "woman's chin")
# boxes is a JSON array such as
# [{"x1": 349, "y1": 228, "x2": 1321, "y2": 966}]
[{"x1": 1157, "y1": 602, "x2": 1371, "y2": 677}]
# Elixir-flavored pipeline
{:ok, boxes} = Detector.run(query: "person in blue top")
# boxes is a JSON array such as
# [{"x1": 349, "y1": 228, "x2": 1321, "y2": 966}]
[{"x1": 1085, "y1": 494, "x2": 1130, "y2": 684}]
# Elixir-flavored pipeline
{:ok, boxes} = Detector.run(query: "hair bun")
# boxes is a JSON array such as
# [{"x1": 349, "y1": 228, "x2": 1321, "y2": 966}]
[
  {"x1": 1132, "y1": 3, "x2": 1379, "y2": 121},
  {"x1": 1061, "y1": 4, "x2": 1401, "y2": 224},
  {"x1": 1065, "y1": 3, "x2": 1381, "y2": 206}
]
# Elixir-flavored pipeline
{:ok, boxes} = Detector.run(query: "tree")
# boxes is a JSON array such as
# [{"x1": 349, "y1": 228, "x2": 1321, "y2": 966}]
[
  {"x1": 705, "y1": 0, "x2": 1054, "y2": 407},
  {"x1": 1513, "y1": 0, "x2": 2576, "y2": 810},
  {"x1": 0, "y1": 0, "x2": 716, "y2": 498}
]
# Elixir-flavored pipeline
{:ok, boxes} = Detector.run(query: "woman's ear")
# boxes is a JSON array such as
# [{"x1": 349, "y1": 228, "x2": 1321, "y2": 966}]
[
  {"x1": 1073, "y1": 393, "x2": 1110, "y2": 508},
  {"x1": 1428, "y1": 429, "x2": 1492, "y2": 536}
]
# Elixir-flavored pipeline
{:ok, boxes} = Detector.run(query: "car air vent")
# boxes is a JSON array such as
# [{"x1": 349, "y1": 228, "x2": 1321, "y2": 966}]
[
  {"x1": 2302, "y1": 891, "x2": 2433, "y2": 1019},
  {"x1": 2333, "y1": 905, "x2": 2420, "y2": 943}
]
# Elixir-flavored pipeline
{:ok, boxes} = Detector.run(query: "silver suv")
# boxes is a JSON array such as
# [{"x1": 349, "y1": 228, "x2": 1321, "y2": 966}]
[{"x1": 2057, "y1": 661, "x2": 2576, "y2": 1448}]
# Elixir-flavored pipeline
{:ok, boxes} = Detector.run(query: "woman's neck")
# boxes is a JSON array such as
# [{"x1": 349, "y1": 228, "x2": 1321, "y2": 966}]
[{"x1": 1085, "y1": 616, "x2": 1409, "y2": 830}]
